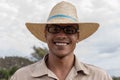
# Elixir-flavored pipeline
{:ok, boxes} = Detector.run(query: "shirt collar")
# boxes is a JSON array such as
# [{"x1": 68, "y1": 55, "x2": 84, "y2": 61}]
[
  {"x1": 74, "y1": 56, "x2": 90, "y2": 75},
  {"x1": 31, "y1": 54, "x2": 51, "y2": 77},
  {"x1": 31, "y1": 54, "x2": 90, "y2": 78}
]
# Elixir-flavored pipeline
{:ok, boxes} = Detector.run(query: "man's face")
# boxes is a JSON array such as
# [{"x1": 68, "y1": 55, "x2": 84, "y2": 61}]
[{"x1": 45, "y1": 24, "x2": 79, "y2": 58}]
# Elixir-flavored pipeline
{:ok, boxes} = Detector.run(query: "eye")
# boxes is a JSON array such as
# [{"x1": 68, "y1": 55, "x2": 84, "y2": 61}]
[
  {"x1": 64, "y1": 26, "x2": 77, "y2": 34},
  {"x1": 54, "y1": 27, "x2": 61, "y2": 31},
  {"x1": 47, "y1": 25, "x2": 61, "y2": 33}
]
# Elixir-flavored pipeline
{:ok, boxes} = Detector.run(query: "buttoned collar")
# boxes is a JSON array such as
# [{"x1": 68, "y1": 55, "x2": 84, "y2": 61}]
[{"x1": 31, "y1": 54, "x2": 57, "y2": 79}]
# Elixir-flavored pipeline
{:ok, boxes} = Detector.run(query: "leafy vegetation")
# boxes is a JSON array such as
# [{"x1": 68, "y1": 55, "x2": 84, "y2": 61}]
[
  {"x1": 112, "y1": 77, "x2": 120, "y2": 80},
  {"x1": 0, "y1": 56, "x2": 33, "y2": 69},
  {"x1": 0, "y1": 56, "x2": 33, "y2": 80},
  {"x1": 0, "y1": 66, "x2": 18, "y2": 80},
  {"x1": 31, "y1": 46, "x2": 48, "y2": 60},
  {"x1": 0, "y1": 46, "x2": 47, "y2": 80}
]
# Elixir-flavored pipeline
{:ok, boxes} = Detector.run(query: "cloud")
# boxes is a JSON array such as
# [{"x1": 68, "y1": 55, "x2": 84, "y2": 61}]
[
  {"x1": 0, "y1": 48, "x2": 30, "y2": 57},
  {"x1": 0, "y1": 2, "x2": 18, "y2": 13}
]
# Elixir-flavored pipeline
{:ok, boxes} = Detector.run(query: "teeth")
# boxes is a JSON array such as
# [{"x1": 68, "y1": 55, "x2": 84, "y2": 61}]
[{"x1": 55, "y1": 43, "x2": 67, "y2": 46}]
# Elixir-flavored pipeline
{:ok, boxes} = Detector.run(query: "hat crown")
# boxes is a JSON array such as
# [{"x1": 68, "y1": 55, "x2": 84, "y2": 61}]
[
  {"x1": 48, "y1": 1, "x2": 79, "y2": 23},
  {"x1": 26, "y1": 1, "x2": 99, "y2": 43}
]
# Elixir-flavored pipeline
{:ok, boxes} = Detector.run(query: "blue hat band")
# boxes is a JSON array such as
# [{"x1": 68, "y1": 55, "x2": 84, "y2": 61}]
[{"x1": 47, "y1": 14, "x2": 77, "y2": 22}]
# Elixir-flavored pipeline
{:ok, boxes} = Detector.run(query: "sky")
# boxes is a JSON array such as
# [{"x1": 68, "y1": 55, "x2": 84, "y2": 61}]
[{"x1": 0, "y1": 0, "x2": 120, "y2": 77}]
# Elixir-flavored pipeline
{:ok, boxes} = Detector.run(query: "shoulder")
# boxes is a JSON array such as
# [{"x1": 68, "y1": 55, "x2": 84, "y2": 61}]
[
  {"x1": 81, "y1": 62, "x2": 112, "y2": 80},
  {"x1": 10, "y1": 60, "x2": 42, "y2": 80},
  {"x1": 75, "y1": 57, "x2": 109, "y2": 76},
  {"x1": 17, "y1": 60, "x2": 42, "y2": 73},
  {"x1": 83, "y1": 62, "x2": 105, "y2": 72}
]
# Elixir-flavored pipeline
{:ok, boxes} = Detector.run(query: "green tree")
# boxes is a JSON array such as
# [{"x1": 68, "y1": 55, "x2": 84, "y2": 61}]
[
  {"x1": 112, "y1": 77, "x2": 120, "y2": 80},
  {"x1": 0, "y1": 69, "x2": 9, "y2": 80},
  {"x1": 32, "y1": 46, "x2": 48, "y2": 60},
  {"x1": 0, "y1": 56, "x2": 34, "y2": 80},
  {"x1": 9, "y1": 66, "x2": 18, "y2": 76}
]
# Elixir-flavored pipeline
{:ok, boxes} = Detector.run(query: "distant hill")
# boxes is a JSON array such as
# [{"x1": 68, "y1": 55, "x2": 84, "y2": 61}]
[{"x1": 0, "y1": 56, "x2": 34, "y2": 69}]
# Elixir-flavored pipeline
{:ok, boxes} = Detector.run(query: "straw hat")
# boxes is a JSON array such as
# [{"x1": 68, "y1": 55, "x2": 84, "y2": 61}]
[{"x1": 26, "y1": 1, "x2": 99, "y2": 43}]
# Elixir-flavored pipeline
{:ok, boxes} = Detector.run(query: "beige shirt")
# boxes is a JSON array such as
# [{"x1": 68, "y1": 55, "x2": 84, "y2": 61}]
[{"x1": 10, "y1": 55, "x2": 112, "y2": 80}]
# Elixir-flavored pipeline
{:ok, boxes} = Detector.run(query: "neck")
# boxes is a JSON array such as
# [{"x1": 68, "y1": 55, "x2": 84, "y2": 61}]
[
  {"x1": 48, "y1": 53, "x2": 74, "y2": 69},
  {"x1": 46, "y1": 53, "x2": 75, "y2": 80}
]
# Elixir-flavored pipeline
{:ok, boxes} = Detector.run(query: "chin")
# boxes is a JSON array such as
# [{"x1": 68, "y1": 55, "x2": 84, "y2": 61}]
[
  {"x1": 53, "y1": 51, "x2": 72, "y2": 59},
  {"x1": 55, "y1": 54, "x2": 68, "y2": 59}
]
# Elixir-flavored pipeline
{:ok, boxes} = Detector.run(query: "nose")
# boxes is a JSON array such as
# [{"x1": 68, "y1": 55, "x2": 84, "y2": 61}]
[
  {"x1": 56, "y1": 30, "x2": 67, "y2": 35},
  {"x1": 56, "y1": 31, "x2": 67, "y2": 39}
]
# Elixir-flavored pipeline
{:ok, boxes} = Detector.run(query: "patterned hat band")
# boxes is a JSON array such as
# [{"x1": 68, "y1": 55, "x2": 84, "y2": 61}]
[{"x1": 47, "y1": 14, "x2": 77, "y2": 22}]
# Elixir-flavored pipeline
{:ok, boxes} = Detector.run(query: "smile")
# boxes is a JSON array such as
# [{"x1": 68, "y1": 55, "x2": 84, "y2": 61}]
[{"x1": 53, "y1": 42, "x2": 70, "y2": 46}]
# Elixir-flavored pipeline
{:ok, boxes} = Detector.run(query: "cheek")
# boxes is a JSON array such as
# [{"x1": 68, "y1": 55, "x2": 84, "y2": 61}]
[
  {"x1": 45, "y1": 33, "x2": 53, "y2": 43},
  {"x1": 45, "y1": 35, "x2": 50, "y2": 42},
  {"x1": 45, "y1": 32, "x2": 49, "y2": 40},
  {"x1": 71, "y1": 34, "x2": 79, "y2": 43}
]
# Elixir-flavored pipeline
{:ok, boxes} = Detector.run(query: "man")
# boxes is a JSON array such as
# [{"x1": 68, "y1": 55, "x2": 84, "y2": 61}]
[{"x1": 10, "y1": 1, "x2": 112, "y2": 80}]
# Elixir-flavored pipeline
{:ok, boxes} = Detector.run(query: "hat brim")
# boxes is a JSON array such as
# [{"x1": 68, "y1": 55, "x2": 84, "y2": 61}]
[{"x1": 26, "y1": 22, "x2": 99, "y2": 43}]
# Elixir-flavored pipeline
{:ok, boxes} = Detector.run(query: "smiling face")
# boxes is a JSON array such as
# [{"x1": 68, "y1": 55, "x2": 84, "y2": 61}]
[{"x1": 45, "y1": 24, "x2": 79, "y2": 58}]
